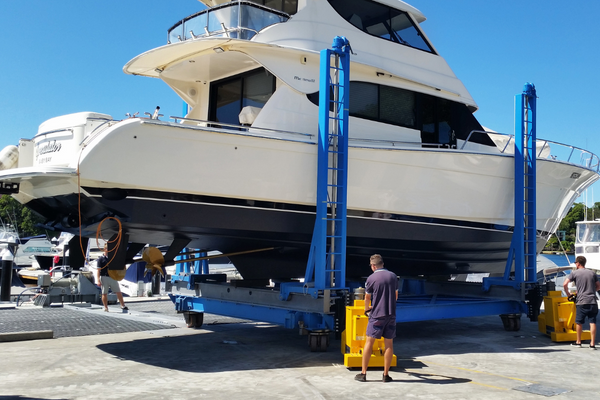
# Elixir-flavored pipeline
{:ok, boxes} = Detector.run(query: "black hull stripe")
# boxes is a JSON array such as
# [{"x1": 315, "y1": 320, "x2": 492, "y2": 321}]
[{"x1": 84, "y1": 187, "x2": 517, "y2": 233}]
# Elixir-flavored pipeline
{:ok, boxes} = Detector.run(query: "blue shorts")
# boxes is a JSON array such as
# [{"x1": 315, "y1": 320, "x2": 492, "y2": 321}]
[
  {"x1": 366, "y1": 315, "x2": 396, "y2": 339},
  {"x1": 575, "y1": 303, "x2": 598, "y2": 325}
]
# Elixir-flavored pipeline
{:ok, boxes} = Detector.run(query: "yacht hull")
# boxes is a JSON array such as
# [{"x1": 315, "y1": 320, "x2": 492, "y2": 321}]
[
  {"x1": 26, "y1": 187, "x2": 516, "y2": 279},
  {"x1": 2, "y1": 119, "x2": 597, "y2": 280}
]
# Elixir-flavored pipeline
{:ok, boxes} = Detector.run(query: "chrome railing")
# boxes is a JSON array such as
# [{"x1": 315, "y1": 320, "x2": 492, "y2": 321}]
[
  {"x1": 139, "y1": 116, "x2": 600, "y2": 172},
  {"x1": 463, "y1": 130, "x2": 600, "y2": 172},
  {"x1": 167, "y1": 1, "x2": 289, "y2": 43},
  {"x1": 167, "y1": 116, "x2": 314, "y2": 139}
]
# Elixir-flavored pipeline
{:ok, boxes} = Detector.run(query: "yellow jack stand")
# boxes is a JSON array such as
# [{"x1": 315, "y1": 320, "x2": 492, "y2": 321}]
[
  {"x1": 341, "y1": 299, "x2": 397, "y2": 368},
  {"x1": 537, "y1": 291, "x2": 591, "y2": 342}
]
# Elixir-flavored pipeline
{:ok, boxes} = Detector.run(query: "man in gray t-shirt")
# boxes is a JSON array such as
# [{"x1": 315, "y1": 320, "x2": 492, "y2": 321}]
[
  {"x1": 355, "y1": 254, "x2": 398, "y2": 383},
  {"x1": 563, "y1": 255, "x2": 600, "y2": 349}
]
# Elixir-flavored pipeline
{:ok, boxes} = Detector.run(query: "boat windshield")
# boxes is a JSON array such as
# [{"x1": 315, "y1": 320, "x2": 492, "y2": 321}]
[
  {"x1": 577, "y1": 223, "x2": 600, "y2": 244},
  {"x1": 168, "y1": 1, "x2": 291, "y2": 43},
  {"x1": 328, "y1": 0, "x2": 435, "y2": 53}
]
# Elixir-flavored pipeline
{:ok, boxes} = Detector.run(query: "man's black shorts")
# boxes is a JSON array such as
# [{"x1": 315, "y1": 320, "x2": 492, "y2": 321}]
[{"x1": 575, "y1": 303, "x2": 598, "y2": 325}]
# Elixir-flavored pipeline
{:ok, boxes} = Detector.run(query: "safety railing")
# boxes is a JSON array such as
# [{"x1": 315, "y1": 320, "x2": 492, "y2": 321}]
[
  {"x1": 80, "y1": 120, "x2": 121, "y2": 147},
  {"x1": 167, "y1": 1, "x2": 289, "y2": 43},
  {"x1": 463, "y1": 130, "x2": 600, "y2": 172},
  {"x1": 349, "y1": 137, "x2": 437, "y2": 148},
  {"x1": 167, "y1": 116, "x2": 314, "y2": 139},
  {"x1": 129, "y1": 115, "x2": 600, "y2": 173}
]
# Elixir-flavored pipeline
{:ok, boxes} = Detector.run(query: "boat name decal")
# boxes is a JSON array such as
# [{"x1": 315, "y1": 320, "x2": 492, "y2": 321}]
[
  {"x1": 37, "y1": 140, "x2": 62, "y2": 156},
  {"x1": 294, "y1": 75, "x2": 315, "y2": 83}
]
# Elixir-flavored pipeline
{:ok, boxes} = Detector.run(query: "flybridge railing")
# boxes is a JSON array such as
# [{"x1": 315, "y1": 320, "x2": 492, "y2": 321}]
[
  {"x1": 167, "y1": 1, "x2": 289, "y2": 43},
  {"x1": 463, "y1": 130, "x2": 600, "y2": 172}
]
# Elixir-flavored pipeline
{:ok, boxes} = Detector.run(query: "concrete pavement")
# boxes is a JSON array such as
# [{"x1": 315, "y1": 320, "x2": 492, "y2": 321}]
[{"x1": 0, "y1": 299, "x2": 598, "y2": 399}]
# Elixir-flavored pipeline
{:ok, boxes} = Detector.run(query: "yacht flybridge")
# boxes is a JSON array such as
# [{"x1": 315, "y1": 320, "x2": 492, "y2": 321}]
[{"x1": 0, "y1": 0, "x2": 598, "y2": 281}]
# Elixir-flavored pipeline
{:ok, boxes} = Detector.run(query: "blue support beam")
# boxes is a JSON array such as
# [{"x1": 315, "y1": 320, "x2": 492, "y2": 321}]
[
  {"x1": 483, "y1": 83, "x2": 538, "y2": 292},
  {"x1": 395, "y1": 295, "x2": 526, "y2": 323},
  {"x1": 170, "y1": 294, "x2": 335, "y2": 331},
  {"x1": 282, "y1": 36, "x2": 352, "y2": 300}
]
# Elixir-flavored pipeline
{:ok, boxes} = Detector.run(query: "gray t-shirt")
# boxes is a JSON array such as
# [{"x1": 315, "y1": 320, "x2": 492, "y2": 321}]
[
  {"x1": 365, "y1": 268, "x2": 398, "y2": 318},
  {"x1": 568, "y1": 268, "x2": 599, "y2": 305}
]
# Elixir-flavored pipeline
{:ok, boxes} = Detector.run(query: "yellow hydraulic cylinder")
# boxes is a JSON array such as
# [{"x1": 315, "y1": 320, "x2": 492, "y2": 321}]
[
  {"x1": 341, "y1": 299, "x2": 397, "y2": 368},
  {"x1": 537, "y1": 291, "x2": 591, "y2": 342}
]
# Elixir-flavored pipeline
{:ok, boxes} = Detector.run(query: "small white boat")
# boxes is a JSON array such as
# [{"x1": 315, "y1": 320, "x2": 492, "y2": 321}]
[
  {"x1": 17, "y1": 267, "x2": 49, "y2": 285},
  {"x1": 574, "y1": 220, "x2": 600, "y2": 273}
]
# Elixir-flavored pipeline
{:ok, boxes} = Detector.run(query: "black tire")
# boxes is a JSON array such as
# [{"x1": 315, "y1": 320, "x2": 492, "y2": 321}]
[
  {"x1": 319, "y1": 335, "x2": 329, "y2": 352},
  {"x1": 513, "y1": 316, "x2": 521, "y2": 331},
  {"x1": 184, "y1": 311, "x2": 204, "y2": 328},
  {"x1": 309, "y1": 334, "x2": 319, "y2": 352}
]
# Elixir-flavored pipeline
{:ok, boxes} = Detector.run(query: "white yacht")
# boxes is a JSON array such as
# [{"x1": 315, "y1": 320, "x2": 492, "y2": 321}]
[{"x1": 0, "y1": 0, "x2": 598, "y2": 281}]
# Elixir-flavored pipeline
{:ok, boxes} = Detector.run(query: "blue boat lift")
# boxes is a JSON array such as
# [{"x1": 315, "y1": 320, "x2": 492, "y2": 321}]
[{"x1": 168, "y1": 38, "x2": 544, "y2": 348}]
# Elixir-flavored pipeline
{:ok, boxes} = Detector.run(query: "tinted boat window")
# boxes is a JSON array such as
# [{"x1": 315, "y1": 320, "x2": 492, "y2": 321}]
[
  {"x1": 213, "y1": 79, "x2": 242, "y2": 125},
  {"x1": 380, "y1": 85, "x2": 415, "y2": 127},
  {"x1": 209, "y1": 68, "x2": 276, "y2": 126},
  {"x1": 243, "y1": 70, "x2": 275, "y2": 108},
  {"x1": 328, "y1": 0, "x2": 434, "y2": 53},
  {"x1": 350, "y1": 82, "x2": 378, "y2": 120},
  {"x1": 307, "y1": 82, "x2": 494, "y2": 147},
  {"x1": 248, "y1": 0, "x2": 298, "y2": 14},
  {"x1": 389, "y1": 11, "x2": 431, "y2": 52}
]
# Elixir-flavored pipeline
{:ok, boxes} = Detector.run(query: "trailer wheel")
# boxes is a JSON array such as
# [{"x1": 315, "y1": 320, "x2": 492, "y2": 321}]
[
  {"x1": 500, "y1": 314, "x2": 521, "y2": 331},
  {"x1": 184, "y1": 311, "x2": 204, "y2": 328},
  {"x1": 513, "y1": 315, "x2": 521, "y2": 331},
  {"x1": 308, "y1": 333, "x2": 329, "y2": 352}
]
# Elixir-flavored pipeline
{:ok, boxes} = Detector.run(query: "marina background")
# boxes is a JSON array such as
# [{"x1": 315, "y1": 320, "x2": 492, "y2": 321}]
[
  {"x1": 1, "y1": 0, "x2": 599, "y2": 203},
  {"x1": 542, "y1": 253, "x2": 573, "y2": 267}
]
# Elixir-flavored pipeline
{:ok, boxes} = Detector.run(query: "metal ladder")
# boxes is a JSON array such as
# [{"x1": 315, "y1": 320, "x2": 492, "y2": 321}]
[
  {"x1": 303, "y1": 36, "x2": 351, "y2": 295},
  {"x1": 518, "y1": 83, "x2": 538, "y2": 285},
  {"x1": 483, "y1": 83, "x2": 537, "y2": 291}
]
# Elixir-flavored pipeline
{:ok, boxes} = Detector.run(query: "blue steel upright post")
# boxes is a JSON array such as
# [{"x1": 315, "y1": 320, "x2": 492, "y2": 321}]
[
  {"x1": 522, "y1": 83, "x2": 537, "y2": 285},
  {"x1": 483, "y1": 83, "x2": 537, "y2": 291},
  {"x1": 283, "y1": 37, "x2": 350, "y2": 300}
]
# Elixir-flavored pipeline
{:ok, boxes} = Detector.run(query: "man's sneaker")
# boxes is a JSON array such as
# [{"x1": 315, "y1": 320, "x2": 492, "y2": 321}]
[
  {"x1": 571, "y1": 342, "x2": 582, "y2": 347},
  {"x1": 354, "y1": 373, "x2": 367, "y2": 382},
  {"x1": 590, "y1": 345, "x2": 596, "y2": 350},
  {"x1": 383, "y1": 374, "x2": 393, "y2": 383}
]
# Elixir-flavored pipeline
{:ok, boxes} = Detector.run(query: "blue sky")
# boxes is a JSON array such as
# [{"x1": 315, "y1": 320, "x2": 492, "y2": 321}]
[{"x1": 1, "y1": 0, "x2": 599, "y2": 204}]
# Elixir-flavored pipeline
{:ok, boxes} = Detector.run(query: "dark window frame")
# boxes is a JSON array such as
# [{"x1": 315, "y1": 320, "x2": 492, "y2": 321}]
[
  {"x1": 327, "y1": 0, "x2": 435, "y2": 54},
  {"x1": 307, "y1": 82, "x2": 494, "y2": 147},
  {"x1": 209, "y1": 67, "x2": 276, "y2": 126}
]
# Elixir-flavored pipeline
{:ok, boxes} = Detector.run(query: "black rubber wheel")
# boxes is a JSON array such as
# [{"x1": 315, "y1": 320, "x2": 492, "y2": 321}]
[
  {"x1": 184, "y1": 312, "x2": 204, "y2": 328},
  {"x1": 319, "y1": 335, "x2": 329, "y2": 352},
  {"x1": 513, "y1": 316, "x2": 521, "y2": 331},
  {"x1": 506, "y1": 318, "x2": 516, "y2": 331},
  {"x1": 309, "y1": 334, "x2": 319, "y2": 352}
]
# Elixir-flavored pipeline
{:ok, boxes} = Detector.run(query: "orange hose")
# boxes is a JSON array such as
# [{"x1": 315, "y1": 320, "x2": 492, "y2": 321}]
[{"x1": 76, "y1": 146, "x2": 123, "y2": 271}]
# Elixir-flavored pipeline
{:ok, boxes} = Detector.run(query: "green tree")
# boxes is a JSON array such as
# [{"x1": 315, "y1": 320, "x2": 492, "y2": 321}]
[
  {"x1": 544, "y1": 236, "x2": 558, "y2": 251},
  {"x1": 0, "y1": 195, "x2": 45, "y2": 237},
  {"x1": 558, "y1": 202, "x2": 585, "y2": 236},
  {"x1": 587, "y1": 202, "x2": 600, "y2": 221}
]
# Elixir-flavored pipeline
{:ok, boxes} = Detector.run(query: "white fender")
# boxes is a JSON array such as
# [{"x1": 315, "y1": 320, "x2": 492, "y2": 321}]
[{"x1": 0, "y1": 145, "x2": 18, "y2": 170}]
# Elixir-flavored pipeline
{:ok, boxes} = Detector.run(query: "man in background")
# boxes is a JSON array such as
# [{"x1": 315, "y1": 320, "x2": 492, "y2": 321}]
[
  {"x1": 96, "y1": 245, "x2": 128, "y2": 313},
  {"x1": 563, "y1": 255, "x2": 600, "y2": 349}
]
